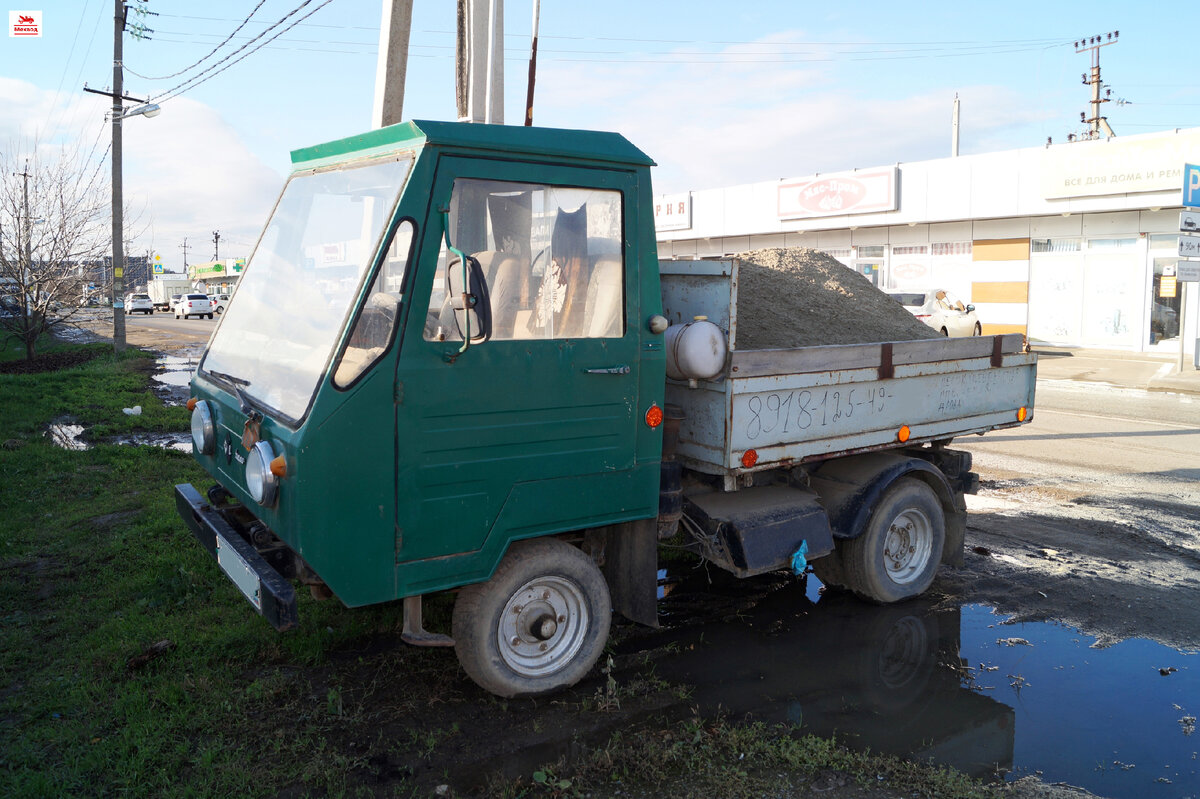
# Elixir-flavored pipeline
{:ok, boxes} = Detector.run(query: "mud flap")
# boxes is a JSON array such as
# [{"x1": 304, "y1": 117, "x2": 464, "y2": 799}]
[{"x1": 602, "y1": 518, "x2": 659, "y2": 628}]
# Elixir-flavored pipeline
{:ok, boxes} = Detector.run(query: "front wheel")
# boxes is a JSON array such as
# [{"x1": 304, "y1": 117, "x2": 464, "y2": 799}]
[
  {"x1": 972, "y1": 322, "x2": 981, "y2": 336},
  {"x1": 843, "y1": 477, "x2": 944, "y2": 603},
  {"x1": 452, "y1": 538, "x2": 611, "y2": 698}
]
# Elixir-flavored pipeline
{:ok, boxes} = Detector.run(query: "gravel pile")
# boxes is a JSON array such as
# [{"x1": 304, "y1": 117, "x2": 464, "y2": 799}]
[{"x1": 732, "y1": 247, "x2": 942, "y2": 349}]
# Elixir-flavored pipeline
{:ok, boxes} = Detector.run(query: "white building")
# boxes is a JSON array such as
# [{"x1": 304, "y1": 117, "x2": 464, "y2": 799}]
[{"x1": 655, "y1": 128, "x2": 1200, "y2": 355}]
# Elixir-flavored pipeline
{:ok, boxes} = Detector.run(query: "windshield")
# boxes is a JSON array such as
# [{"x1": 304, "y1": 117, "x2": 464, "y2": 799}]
[{"x1": 202, "y1": 155, "x2": 413, "y2": 422}]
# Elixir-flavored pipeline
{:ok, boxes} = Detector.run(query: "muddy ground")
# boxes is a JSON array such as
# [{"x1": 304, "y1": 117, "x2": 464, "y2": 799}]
[{"x1": 62, "y1": 316, "x2": 1181, "y2": 797}]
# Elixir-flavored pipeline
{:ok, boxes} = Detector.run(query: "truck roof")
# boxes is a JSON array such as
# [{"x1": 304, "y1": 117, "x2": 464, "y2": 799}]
[{"x1": 289, "y1": 119, "x2": 656, "y2": 172}]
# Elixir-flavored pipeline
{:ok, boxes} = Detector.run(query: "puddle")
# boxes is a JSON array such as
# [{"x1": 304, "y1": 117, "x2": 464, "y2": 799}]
[
  {"x1": 616, "y1": 573, "x2": 1197, "y2": 797},
  {"x1": 110, "y1": 432, "x2": 192, "y2": 453},
  {"x1": 46, "y1": 423, "x2": 91, "y2": 450},
  {"x1": 152, "y1": 353, "x2": 199, "y2": 406}
]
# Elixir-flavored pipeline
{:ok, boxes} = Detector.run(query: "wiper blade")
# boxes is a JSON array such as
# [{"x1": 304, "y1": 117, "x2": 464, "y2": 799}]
[{"x1": 207, "y1": 370, "x2": 258, "y2": 416}]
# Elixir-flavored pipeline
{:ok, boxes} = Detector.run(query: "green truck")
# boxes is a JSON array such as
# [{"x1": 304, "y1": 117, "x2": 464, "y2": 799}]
[{"x1": 177, "y1": 120, "x2": 1037, "y2": 697}]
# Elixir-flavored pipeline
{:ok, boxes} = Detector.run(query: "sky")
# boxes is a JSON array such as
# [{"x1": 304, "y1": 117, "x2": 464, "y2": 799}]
[{"x1": 1, "y1": 0, "x2": 1197, "y2": 267}]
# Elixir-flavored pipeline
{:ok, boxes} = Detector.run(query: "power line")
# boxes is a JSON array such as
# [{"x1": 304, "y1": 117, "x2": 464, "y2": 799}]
[
  {"x1": 155, "y1": 0, "x2": 336, "y2": 103},
  {"x1": 124, "y1": 0, "x2": 269, "y2": 81}
]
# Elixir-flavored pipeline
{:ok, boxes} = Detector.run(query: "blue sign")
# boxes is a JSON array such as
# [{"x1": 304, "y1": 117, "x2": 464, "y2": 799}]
[{"x1": 1185, "y1": 163, "x2": 1200, "y2": 209}]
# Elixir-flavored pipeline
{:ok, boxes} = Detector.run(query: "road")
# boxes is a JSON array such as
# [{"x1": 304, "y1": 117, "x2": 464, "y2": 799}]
[{"x1": 944, "y1": 377, "x2": 1200, "y2": 651}]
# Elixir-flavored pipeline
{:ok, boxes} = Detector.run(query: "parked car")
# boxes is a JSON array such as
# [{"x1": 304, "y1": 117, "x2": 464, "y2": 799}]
[
  {"x1": 175, "y1": 293, "x2": 215, "y2": 320},
  {"x1": 125, "y1": 293, "x2": 154, "y2": 315},
  {"x1": 889, "y1": 289, "x2": 981, "y2": 337},
  {"x1": 1151, "y1": 300, "x2": 1179, "y2": 340},
  {"x1": 212, "y1": 293, "x2": 231, "y2": 314}
]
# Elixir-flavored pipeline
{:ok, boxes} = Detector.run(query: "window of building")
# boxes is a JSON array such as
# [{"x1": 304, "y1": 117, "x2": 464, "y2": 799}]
[
  {"x1": 931, "y1": 241, "x2": 972, "y2": 257},
  {"x1": 1086, "y1": 237, "x2": 1137, "y2": 251},
  {"x1": 821, "y1": 248, "x2": 851, "y2": 258},
  {"x1": 1032, "y1": 238, "x2": 1081, "y2": 253},
  {"x1": 893, "y1": 245, "x2": 928, "y2": 255},
  {"x1": 856, "y1": 245, "x2": 885, "y2": 258}
]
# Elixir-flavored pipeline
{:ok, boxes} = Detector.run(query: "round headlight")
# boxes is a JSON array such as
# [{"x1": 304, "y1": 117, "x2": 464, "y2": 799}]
[
  {"x1": 245, "y1": 440, "x2": 279, "y2": 506},
  {"x1": 190, "y1": 400, "x2": 216, "y2": 455}
]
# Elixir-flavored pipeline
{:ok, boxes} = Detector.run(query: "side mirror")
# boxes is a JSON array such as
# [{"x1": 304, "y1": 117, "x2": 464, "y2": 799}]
[
  {"x1": 446, "y1": 255, "x2": 492, "y2": 343},
  {"x1": 966, "y1": 304, "x2": 976, "y2": 312}
]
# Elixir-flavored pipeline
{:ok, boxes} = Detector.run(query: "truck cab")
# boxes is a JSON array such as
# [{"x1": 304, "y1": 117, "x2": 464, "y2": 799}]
[{"x1": 178, "y1": 121, "x2": 667, "y2": 696}]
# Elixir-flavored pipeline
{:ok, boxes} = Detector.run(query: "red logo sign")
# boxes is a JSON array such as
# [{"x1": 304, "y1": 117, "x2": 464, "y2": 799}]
[
  {"x1": 10, "y1": 11, "x2": 42, "y2": 37},
  {"x1": 794, "y1": 177, "x2": 866, "y2": 213},
  {"x1": 777, "y1": 168, "x2": 897, "y2": 219}
]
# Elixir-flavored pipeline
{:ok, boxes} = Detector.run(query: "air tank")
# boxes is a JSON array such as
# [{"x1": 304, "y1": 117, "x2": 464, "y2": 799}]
[{"x1": 665, "y1": 316, "x2": 728, "y2": 384}]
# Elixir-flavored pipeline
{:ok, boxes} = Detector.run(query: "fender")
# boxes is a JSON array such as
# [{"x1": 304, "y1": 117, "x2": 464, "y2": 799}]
[{"x1": 807, "y1": 450, "x2": 966, "y2": 568}]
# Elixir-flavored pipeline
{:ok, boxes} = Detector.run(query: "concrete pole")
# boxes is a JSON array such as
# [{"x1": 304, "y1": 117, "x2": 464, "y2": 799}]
[
  {"x1": 951, "y1": 94, "x2": 960, "y2": 157},
  {"x1": 111, "y1": 0, "x2": 127, "y2": 352},
  {"x1": 372, "y1": 0, "x2": 413, "y2": 128},
  {"x1": 524, "y1": 0, "x2": 540, "y2": 126},
  {"x1": 460, "y1": 0, "x2": 503, "y2": 123}
]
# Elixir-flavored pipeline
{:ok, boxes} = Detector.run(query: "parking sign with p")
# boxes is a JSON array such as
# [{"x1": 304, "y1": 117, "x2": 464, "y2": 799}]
[{"x1": 1185, "y1": 163, "x2": 1200, "y2": 209}]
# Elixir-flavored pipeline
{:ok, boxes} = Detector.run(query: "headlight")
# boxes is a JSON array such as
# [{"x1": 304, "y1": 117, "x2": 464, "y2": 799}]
[
  {"x1": 245, "y1": 440, "x2": 279, "y2": 506},
  {"x1": 190, "y1": 400, "x2": 216, "y2": 455}
]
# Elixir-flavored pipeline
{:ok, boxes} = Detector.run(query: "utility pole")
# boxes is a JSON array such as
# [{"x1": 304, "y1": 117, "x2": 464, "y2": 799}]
[
  {"x1": 16, "y1": 161, "x2": 32, "y2": 312},
  {"x1": 457, "y1": 0, "x2": 504, "y2": 124},
  {"x1": 179, "y1": 237, "x2": 191, "y2": 268},
  {"x1": 212, "y1": 230, "x2": 220, "y2": 261},
  {"x1": 1075, "y1": 31, "x2": 1119, "y2": 140},
  {"x1": 111, "y1": 0, "x2": 127, "y2": 351},
  {"x1": 524, "y1": 0, "x2": 540, "y2": 126},
  {"x1": 372, "y1": 0, "x2": 413, "y2": 128}
]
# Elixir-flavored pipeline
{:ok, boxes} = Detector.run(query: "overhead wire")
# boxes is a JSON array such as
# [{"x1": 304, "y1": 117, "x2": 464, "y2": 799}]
[
  {"x1": 40, "y1": 0, "x2": 107, "y2": 145},
  {"x1": 123, "y1": 0, "x2": 269, "y2": 81},
  {"x1": 154, "y1": 0, "x2": 336, "y2": 103}
]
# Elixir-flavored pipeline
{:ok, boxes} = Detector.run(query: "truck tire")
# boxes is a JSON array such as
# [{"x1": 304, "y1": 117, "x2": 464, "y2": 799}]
[
  {"x1": 452, "y1": 538, "x2": 611, "y2": 698},
  {"x1": 843, "y1": 477, "x2": 944, "y2": 603}
]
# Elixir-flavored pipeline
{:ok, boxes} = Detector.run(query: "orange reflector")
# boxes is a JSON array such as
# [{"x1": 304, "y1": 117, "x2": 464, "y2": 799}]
[
  {"x1": 741, "y1": 449, "x2": 758, "y2": 468},
  {"x1": 645, "y1": 404, "x2": 664, "y2": 428},
  {"x1": 897, "y1": 425, "x2": 911, "y2": 443},
  {"x1": 269, "y1": 455, "x2": 288, "y2": 478},
  {"x1": 186, "y1": 397, "x2": 197, "y2": 412},
  {"x1": 1017, "y1": 406, "x2": 1028, "y2": 422}
]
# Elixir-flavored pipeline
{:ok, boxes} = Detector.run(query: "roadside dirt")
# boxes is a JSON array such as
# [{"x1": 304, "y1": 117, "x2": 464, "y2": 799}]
[{"x1": 934, "y1": 462, "x2": 1200, "y2": 655}]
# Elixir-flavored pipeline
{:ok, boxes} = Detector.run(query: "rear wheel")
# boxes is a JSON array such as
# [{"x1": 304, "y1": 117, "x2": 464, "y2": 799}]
[
  {"x1": 843, "y1": 478, "x2": 944, "y2": 603},
  {"x1": 939, "y1": 327, "x2": 949, "y2": 336},
  {"x1": 973, "y1": 322, "x2": 981, "y2": 336},
  {"x1": 452, "y1": 538, "x2": 611, "y2": 698}
]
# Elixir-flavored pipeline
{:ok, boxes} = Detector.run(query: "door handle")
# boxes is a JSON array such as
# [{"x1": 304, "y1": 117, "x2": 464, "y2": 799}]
[{"x1": 584, "y1": 365, "x2": 631, "y2": 375}]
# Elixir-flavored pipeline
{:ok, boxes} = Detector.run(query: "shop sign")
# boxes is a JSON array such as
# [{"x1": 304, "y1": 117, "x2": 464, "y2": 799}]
[
  {"x1": 654, "y1": 193, "x2": 692, "y2": 231},
  {"x1": 778, "y1": 167, "x2": 897, "y2": 219},
  {"x1": 1042, "y1": 134, "x2": 1198, "y2": 199}
]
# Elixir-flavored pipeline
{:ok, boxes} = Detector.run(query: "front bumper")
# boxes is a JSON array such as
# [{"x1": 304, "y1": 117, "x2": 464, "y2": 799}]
[{"x1": 175, "y1": 483, "x2": 299, "y2": 631}]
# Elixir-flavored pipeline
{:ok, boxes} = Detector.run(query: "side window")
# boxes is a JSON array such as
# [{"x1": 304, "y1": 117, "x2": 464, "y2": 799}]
[
  {"x1": 424, "y1": 179, "x2": 624, "y2": 342},
  {"x1": 333, "y1": 220, "x2": 415, "y2": 387}
]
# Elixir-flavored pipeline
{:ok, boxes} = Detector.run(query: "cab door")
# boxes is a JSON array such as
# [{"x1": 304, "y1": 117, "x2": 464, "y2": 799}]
[{"x1": 393, "y1": 157, "x2": 651, "y2": 567}]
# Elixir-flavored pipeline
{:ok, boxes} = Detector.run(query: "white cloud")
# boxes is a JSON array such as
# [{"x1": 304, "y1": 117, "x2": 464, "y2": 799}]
[
  {"x1": 532, "y1": 38, "x2": 1048, "y2": 194},
  {"x1": 0, "y1": 79, "x2": 282, "y2": 266}
]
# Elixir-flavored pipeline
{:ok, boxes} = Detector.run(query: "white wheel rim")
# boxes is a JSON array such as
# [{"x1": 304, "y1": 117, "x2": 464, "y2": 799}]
[
  {"x1": 883, "y1": 508, "x2": 934, "y2": 585},
  {"x1": 497, "y1": 575, "x2": 589, "y2": 678}
]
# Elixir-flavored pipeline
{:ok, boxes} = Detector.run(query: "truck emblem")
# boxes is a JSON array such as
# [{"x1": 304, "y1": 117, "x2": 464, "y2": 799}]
[{"x1": 222, "y1": 436, "x2": 233, "y2": 464}]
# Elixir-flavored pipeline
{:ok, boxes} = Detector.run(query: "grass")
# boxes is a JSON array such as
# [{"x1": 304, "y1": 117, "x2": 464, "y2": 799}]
[{"x1": 0, "y1": 335, "x2": 1009, "y2": 799}]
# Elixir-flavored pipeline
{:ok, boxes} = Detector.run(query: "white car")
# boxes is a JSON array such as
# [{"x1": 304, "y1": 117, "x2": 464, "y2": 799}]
[
  {"x1": 889, "y1": 289, "x2": 981, "y2": 337},
  {"x1": 125, "y1": 293, "x2": 154, "y2": 314},
  {"x1": 212, "y1": 293, "x2": 231, "y2": 314},
  {"x1": 175, "y1": 293, "x2": 215, "y2": 320}
]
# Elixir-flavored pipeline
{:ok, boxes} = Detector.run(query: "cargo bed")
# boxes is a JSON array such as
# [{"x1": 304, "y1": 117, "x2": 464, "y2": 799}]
[{"x1": 660, "y1": 259, "x2": 1038, "y2": 479}]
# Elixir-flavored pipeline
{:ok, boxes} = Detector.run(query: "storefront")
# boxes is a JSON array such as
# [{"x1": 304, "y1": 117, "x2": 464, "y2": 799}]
[
  {"x1": 655, "y1": 128, "x2": 1200, "y2": 355},
  {"x1": 187, "y1": 258, "x2": 245, "y2": 295}
]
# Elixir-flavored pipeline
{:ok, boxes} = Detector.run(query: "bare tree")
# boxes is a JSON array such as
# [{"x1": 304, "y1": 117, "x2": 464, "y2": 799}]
[{"x1": 0, "y1": 147, "x2": 111, "y2": 359}]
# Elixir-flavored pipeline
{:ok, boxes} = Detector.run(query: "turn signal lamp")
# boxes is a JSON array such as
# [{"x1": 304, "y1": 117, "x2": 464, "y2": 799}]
[
  {"x1": 269, "y1": 455, "x2": 288, "y2": 478},
  {"x1": 897, "y1": 424, "x2": 911, "y2": 443},
  {"x1": 741, "y1": 449, "x2": 758, "y2": 468},
  {"x1": 645, "y1": 404, "x2": 664, "y2": 428},
  {"x1": 186, "y1": 397, "x2": 197, "y2": 411},
  {"x1": 1017, "y1": 407, "x2": 1029, "y2": 422}
]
